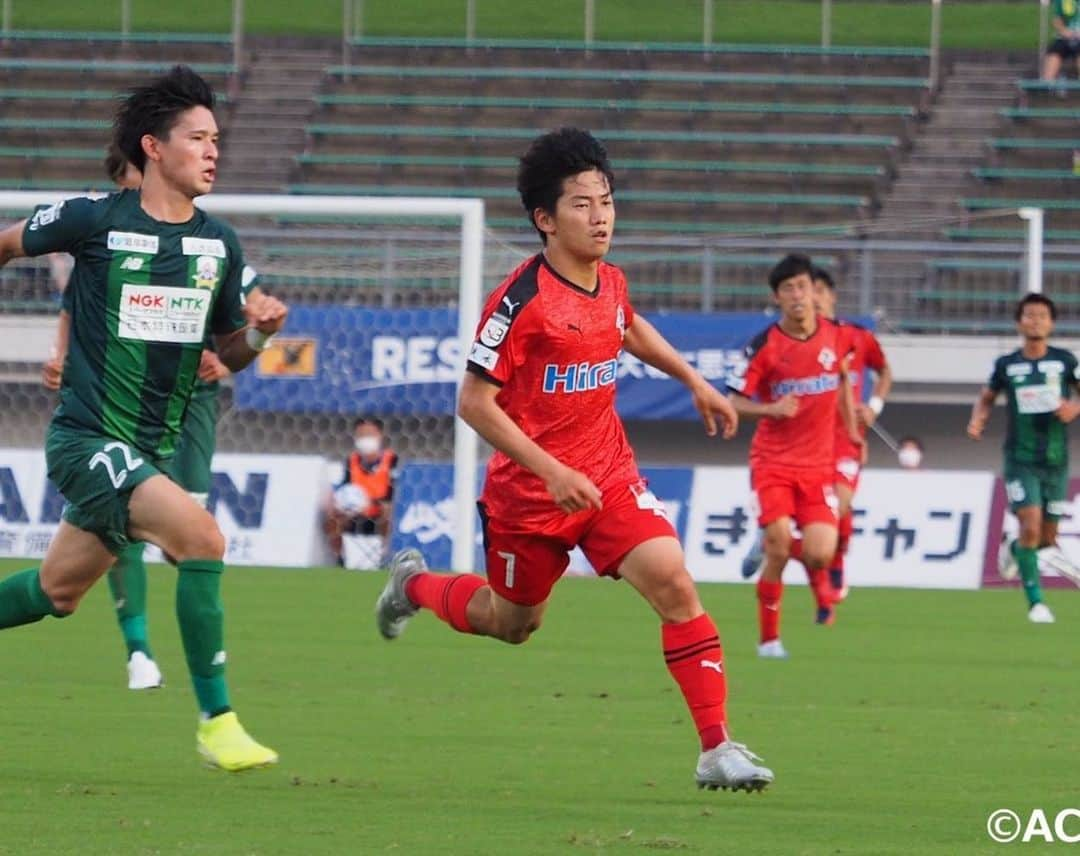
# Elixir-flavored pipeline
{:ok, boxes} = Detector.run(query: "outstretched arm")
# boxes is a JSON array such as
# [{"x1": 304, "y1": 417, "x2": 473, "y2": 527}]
[
  {"x1": 0, "y1": 220, "x2": 28, "y2": 267},
  {"x1": 730, "y1": 392, "x2": 798, "y2": 421},
  {"x1": 458, "y1": 371, "x2": 602, "y2": 513},
  {"x1": 967, "y1": 387, "x2": 997, "y2": 439},
  {"x1": 623, "y1": 313, "x2": 737, "y2": 438}
]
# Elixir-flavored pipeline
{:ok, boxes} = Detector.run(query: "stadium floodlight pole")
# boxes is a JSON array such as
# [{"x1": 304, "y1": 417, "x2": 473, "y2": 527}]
[
  {"x1": 342, "y1": 0, "x2": 352, "y2": 67},
  {"x1": 232, "y1": 0, "x2": 244, "y2": 76},
  {"x1": 928, "y1": 0, "x2": 942, "y2": 92},
  {"x1": 466, "y1": 0, "x2": 477, "y2": 46},
  {"x1": 0, "y1": 190, "x2": 485, "y2": 573},
  {"x1": 1038, "y1": 0, "x2": 1050, "y2": 69},
  {"x1": 821, "y1": 0, "x2": 832, "y2": 50},
  {"x1": 1019, "y1": 206, "x2": 1044, "y2": 295}
]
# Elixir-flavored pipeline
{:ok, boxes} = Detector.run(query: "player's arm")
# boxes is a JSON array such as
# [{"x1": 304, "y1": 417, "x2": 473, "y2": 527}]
[
  {"x1": 728, "y1": 393, "x2": 798, "y2": 420},
  {"x1": 213, "y1": 280, "x2": 288, "y2": 372},
  {"x1": 622, "y1": 314, "x2": 737, "y2": 438},
  {"x1": 42, "y1": 309, "x2": 70, "y2": 390},
  {"x1": 1056, "y1": 357, "x2": 1080, "y2": 424},
  {"x1": 458, "y1": 372, "x2": 602, "y2": 513},
  {"x1": 837, "y1": 357, "x2": 861, "y2": 446},
  {"x1": 967, "y1": 387, "x2": 997, "y2": 439},
  {"x1": 857, "y1": 344, "x2": 893, "y2": 429},
  {"x1": 0, "y1": 220, "x2": 28, "y2": 267}
]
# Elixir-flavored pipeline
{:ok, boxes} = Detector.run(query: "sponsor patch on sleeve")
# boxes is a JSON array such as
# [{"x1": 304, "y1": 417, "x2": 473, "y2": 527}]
[
  {"x1": 479, "y1": 314, "x2": 510, "y2": 348},
  {"x1": 468, "y1": 341, "x2": 500, "y2": 371}
]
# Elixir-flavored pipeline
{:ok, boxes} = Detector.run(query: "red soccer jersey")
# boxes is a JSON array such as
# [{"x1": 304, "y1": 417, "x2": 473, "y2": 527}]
[
  {"x1": 727, "y1": 317, "x2": 855, "y2": 472},
  {"x1": 834, "y1": 322, "x2": 887, "y2": 460},
  {"x1": 466, "y1": 254, "x2": 640, "y2": 529}
]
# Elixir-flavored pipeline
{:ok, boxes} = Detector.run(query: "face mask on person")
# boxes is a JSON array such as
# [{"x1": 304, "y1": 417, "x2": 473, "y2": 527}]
[
  {"x1": 897, "y1": 447, "x2": 922, "y2": 469},
  {"x1": 354, "y1": 436, "x2": 381, "y2": 456}
]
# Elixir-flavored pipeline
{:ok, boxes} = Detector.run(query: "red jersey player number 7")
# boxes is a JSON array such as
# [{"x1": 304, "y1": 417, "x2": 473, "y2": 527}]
[{"x1": 375, "y1": 127, "x2": 774, "y2": 793}]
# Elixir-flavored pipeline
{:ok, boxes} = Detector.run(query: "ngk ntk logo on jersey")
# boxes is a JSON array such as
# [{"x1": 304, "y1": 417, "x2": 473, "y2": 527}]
[{"x1": 118, "y1": 284, "x2": 210, "y2": 344}]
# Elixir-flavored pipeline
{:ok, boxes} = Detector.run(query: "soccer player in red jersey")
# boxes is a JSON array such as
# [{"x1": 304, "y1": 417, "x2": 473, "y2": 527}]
[
  {"x1": 812, "y1": 267, "x2": 891, "y2": 607},
  {"x1": 727, "y1": 254, "x2": 857, "y2": 658},
  {"x1": 375, "y1": 128, "x2": 774, "y2": 792}
]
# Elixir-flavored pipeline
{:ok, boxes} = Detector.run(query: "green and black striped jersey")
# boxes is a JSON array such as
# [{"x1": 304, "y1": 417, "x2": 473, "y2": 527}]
[
  {"x1": 988, "y1": 346, "x2": 1080, "y2": 467},
  {"x1": 22, "y1": 189, "x2": 248, "y2": 458}
]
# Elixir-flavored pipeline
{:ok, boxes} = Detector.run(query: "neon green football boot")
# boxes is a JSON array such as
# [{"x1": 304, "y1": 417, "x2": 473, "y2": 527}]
[{"x1": 196, "y1": 712, "x2": 279, "y2": 772}]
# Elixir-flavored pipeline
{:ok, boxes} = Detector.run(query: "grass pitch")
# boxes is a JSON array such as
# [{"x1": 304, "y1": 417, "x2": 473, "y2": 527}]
[{"x1": 0, "y1": 558, "x2": 1075, "y2": 855}]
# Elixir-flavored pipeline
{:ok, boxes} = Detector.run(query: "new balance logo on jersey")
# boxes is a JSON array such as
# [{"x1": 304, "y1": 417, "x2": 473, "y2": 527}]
[
  {"x1": 700, "y1": 659, "x2": 724, "y2": 674},
  {"x1": 770, "y1": 373, "x2": 839, "y2": 398},
  {"x1": 542, "y1": 359, "x2": 618, "y2": 393},
  {"x1": 120, "y1": 256, "x2": 144, "y2": 272}
]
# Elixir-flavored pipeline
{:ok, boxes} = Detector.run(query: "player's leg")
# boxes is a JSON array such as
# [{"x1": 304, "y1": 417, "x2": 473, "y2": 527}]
[
  {"x1": 1005, "y1": 463, "x2": 1053, "y2": 621},
  {"x1": 128, "y1": 473, "x2": 277, "y2": 770},
  {"x1": 106, "y1": 542, "x2": 163, "y2": 689},
  {"x1": 608, "y1": 520, "x2": 772, "y2": 791},
  {"x1": 1034, "y1": 467, "x2": 1080, "y2": 587},
  {"x1": 1043, "y1": 48, "x2": 1062, "y2": 81},
  {"x1": 375, "y1": 513, "x2": 564, "y2": 644},
  {"x1": 0, "y1": 521, "x2": 114, "y2": 628},
  {"x1": 829, "y1": 472, "x2": 857, "y2": 600}
]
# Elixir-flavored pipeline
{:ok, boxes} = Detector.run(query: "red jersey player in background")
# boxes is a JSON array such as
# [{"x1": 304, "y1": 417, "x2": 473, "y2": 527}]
[
  {"x1": 727, "y1": 254, "x2": 858, "y2": 658},
  {"x1": 375, "y1": 128, "x2": 774, "y2": 792},
  {"x1": 812, "y1": 266, "x2": 891, "y2": 605}
]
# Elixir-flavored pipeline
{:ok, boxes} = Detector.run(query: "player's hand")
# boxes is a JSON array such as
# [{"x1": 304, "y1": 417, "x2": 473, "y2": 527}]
[
  {"x1": 691, "y1": 381, "x2": 738, "y2": 439},
  {"x1": 545, "y1": 463, "x2": 602, "y2": 514},
  {"x1": 769, "y1": 394, "x2": 799, "y2": 419},
  {"x1": 42, "y1": 357, "x2": 63, "y2": 391},
  {"x1": 244, "y1": 292, "x2": 288, "y2": 335},
  {"x1": 1056, "y1": 400, "x2": 1080, "y2": 424},
  {"x1": 966, "y1": 418, "x2": 985, "y2": 440},
  {"x1": 197, "y1": 349, "x2": 231, "y2": 382},
  {"x1": 855, "y1": 402, "x2": 876, "y2": 428}
]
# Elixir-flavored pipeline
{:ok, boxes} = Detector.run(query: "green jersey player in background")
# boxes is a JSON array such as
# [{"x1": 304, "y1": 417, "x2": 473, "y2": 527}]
[
  {"x1": 0, "y1": 65, "x2": 288, "y2": 770},
  {"x1": 968, "y1": 293, "x2": 1080, "y2": 623},
  {"x1": 44, "y1": 146, "x2": 262, "y2": 693}
]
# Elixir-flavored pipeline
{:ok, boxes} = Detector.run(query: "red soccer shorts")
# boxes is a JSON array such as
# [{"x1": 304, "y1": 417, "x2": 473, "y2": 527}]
[
  {"x1": 478, "y1": 479, "x2": 678, "y2": 606},
  {"x1": 751, "y1": 466, "x2": 838, "y2": 528},
  {"x1": 834, "y1": 455, "x2": 862, "y2": 491}
]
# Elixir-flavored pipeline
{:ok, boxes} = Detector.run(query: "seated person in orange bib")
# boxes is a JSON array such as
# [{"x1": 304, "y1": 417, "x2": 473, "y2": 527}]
[{"x1": 374, "y1": 127, "x2": 774, "y2": 793}]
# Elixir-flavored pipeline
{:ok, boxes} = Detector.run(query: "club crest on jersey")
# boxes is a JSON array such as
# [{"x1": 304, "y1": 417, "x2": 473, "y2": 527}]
[
  {"x1": 817, "y1": 347, "x2": 836, "y2": 371},
  {"x1": 616, "y1": 305, "x2": 626, "y2": 339},
  {"x1": 542, "y1": 359, "x2": 618, "y2": 393},
  {"x1": 192, "y1": 255, "x2": 219, "y2": 290},
  {"x1": 479, "y1": 313, "x2": 510, "y2": 348}
]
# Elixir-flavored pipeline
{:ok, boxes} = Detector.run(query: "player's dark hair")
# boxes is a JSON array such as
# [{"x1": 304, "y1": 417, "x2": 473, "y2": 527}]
[
  {"x1": 354, "y1": 417, "x2": 384, "y2": 431},
  {"x1": 898, "y1": 436, "x2": 924, "y2": 452},
  {"x1": 1015, "y1": 292, "x2": 1056, "y2": 321},
  {"x1": 768, "y1": 254, "x2": 814, "y2": 292},
  {"x1": 811, "y1": 266, "x2": 835, "y2": 290},
  {"x1": 517, "y1": 127, "x2": 615, "y2": 243},
  {"x1": 104, "y1": 144, "x2": 129, "y2": 183},
  {"x1": 113, "y1": 64, "x2": 215, "y2": 173}
]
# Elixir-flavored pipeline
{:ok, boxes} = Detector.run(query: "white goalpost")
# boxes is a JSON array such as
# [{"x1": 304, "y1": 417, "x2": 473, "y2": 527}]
[{"x1": 0, "y1": 191, "x2": 486, "y2": 572}]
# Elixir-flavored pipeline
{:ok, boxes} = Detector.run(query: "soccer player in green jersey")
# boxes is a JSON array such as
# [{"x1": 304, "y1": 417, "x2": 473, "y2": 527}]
[
  {"x1": 968, "y1": 293, "x2": 1080, "y2": 624},
  {"x1": 44, "y1": 145, "x2": 262, "y2": 692},
  {"x1": 0, "y1": 65, "x2": 288, "y2": 770}
]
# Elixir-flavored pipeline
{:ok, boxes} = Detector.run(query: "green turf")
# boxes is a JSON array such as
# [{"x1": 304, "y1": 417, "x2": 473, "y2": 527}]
[
  {"x1": 7, "y1": 1, "x2": 1042, "y2": 49},
  {"x1": 0, "y1": 557, "x2": 1074, "y2": 854}
]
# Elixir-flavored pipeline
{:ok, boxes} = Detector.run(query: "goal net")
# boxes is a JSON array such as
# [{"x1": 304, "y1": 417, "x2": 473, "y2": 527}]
[{"x1": 0, "y1": 192, "x2": 487, "y2": 571}]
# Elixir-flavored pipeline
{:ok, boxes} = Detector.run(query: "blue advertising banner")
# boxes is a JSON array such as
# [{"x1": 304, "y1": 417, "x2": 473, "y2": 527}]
[{"x1": 234, "y1": 308, "x2": 873, "y2": 420}]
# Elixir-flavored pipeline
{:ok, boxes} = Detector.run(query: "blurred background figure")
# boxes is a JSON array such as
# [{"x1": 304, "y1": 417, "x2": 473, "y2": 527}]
[
  {"x1": 897, "y1": 436, "x2": 924, "y2": 469},
  {"x1": 325, "y1": 417, "x2": 398, "y2": 569}
]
